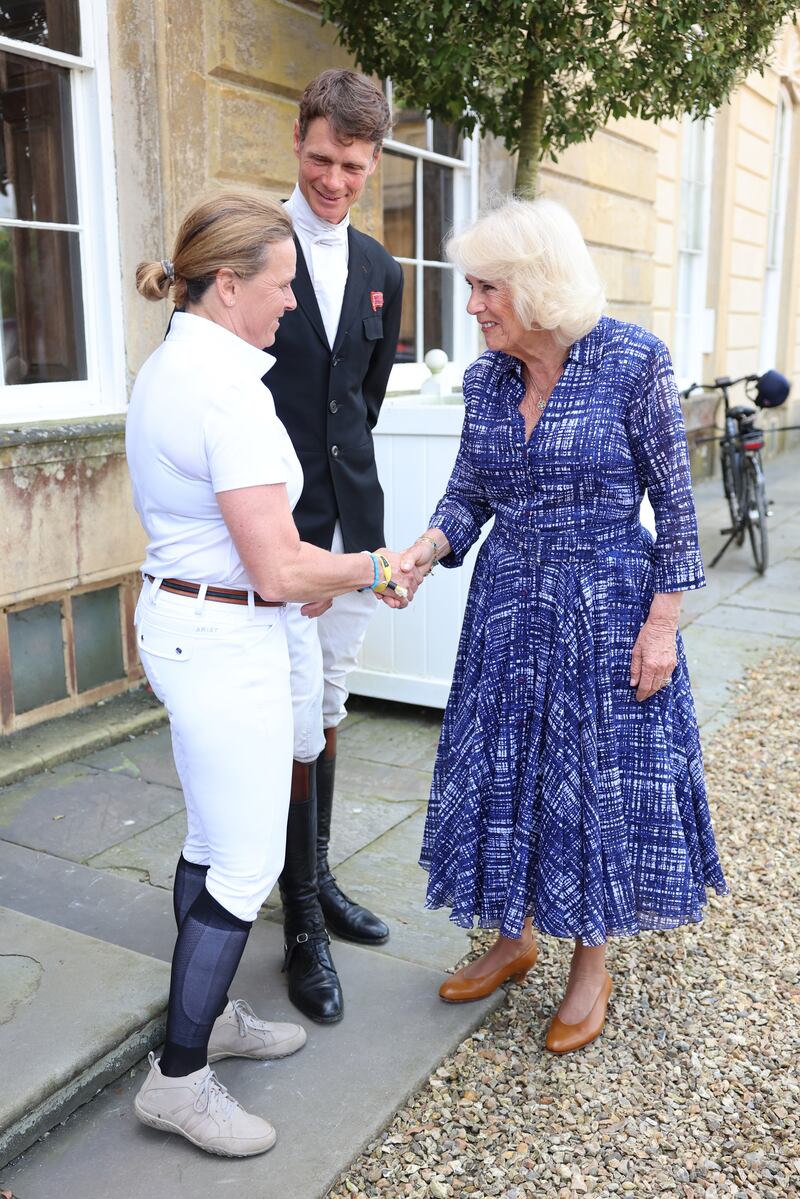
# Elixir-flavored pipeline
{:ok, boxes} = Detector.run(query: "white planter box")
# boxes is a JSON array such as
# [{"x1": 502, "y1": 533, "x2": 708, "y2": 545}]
[{"x1": 350, "y1": 396, "x2": 487, "y2": 708}]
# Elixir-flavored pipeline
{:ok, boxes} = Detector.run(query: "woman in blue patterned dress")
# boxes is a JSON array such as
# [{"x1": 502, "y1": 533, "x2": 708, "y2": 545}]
[{"x1": 403, "y1": 198, "x2": 728, "y2": 1054}]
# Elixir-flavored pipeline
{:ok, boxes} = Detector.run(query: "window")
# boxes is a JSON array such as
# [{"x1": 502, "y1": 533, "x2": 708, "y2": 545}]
[
  {"x1": 0, "y1": 0, "x2": 124, "y2": 423},
  {"x1": 381, "y1": 84, "x2": 478, "y2": 389},
  {"x1": 674, "y1": 114, "x2": 714, "y2": 385},
  {"x1": 1, "y1": 578, "x2": 140, "y2": 732},
  {"x1": 759, "y1": 91, "x2": 792, "y2": 372}
]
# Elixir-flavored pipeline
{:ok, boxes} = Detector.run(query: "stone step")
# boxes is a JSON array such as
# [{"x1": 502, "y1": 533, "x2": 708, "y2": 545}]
[{"x1": 0, "y1": 907, "x2": 169, "y2": 1169}]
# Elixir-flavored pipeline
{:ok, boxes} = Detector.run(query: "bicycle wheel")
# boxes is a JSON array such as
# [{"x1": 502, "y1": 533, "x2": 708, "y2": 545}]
[
  {"x1": 744, "y1": 457, "x2": 768, "y2": 574},
  {"x1": 720, "y1": 442, "x2": 745, "y2": 542}
]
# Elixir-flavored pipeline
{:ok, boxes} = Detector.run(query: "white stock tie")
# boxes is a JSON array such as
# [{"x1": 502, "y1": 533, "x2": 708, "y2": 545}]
[{"x1": 309, "y1": 233, "x2": 349, "y2": 349}]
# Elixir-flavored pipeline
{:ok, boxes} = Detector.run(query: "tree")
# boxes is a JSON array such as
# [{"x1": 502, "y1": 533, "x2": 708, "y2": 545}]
[{"x1": 320, "y1": 1, "x2": 798, "y2": 196}]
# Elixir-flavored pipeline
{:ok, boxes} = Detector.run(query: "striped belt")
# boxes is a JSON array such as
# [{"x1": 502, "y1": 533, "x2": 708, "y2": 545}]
[{"x1": 145, "y1": 575, "x2": 284, "y2": 608}]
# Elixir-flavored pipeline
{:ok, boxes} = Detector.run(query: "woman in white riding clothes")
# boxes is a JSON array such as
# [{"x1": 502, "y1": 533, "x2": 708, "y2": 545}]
[{"x1": 126, "y1": 192, "x2": 417, "y2": 1158}]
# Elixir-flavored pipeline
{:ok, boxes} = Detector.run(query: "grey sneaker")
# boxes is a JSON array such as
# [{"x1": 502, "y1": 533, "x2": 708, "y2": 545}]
[
  {"x1": 208, "y1": 998, "x2": 307, "y2": 1063},
  {"x1": 134, "y1": 1053, "x2": 276, "y2": 1157}
]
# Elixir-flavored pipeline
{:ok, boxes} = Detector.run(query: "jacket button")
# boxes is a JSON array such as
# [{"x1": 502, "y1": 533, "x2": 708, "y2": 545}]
[
  {"x1": 332, "y1": 356, "x2": 341, "y2": 367},
  {"x1": 329, "y1": 400, "x2": 338, "y2": 414},
  {"x1": 330, "y1": 444, "x2": 339, "y2": 457}
]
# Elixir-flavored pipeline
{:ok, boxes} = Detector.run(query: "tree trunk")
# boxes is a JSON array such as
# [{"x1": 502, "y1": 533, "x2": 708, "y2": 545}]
[{"x1": 515, "y1": 75, "x2": 545, "y2": 197}]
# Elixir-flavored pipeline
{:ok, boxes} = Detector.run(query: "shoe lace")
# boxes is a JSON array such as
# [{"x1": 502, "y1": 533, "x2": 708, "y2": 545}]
[
  {"x1": 194, "y1": 1070, "x2": 240, "y2": 1121},
  {"x1": 230, "y1": 997, "x2": 267, "y2": 1039}
]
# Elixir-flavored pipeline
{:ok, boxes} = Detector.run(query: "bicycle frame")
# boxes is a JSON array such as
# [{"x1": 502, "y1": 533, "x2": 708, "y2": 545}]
[{"x1": 680, "y1": 374, "x2": 799, "y2": 574}]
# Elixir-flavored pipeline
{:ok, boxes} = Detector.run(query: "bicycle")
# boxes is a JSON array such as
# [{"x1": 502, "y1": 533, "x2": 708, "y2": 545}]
[{"x1": 679, "y1": 370, "x2": 792, "y2": 575}]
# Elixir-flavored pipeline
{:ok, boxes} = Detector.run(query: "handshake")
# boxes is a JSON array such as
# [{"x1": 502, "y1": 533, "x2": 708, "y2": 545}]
[{"x1": 370, "y1": 533, "x2": 446, "y2": 610}]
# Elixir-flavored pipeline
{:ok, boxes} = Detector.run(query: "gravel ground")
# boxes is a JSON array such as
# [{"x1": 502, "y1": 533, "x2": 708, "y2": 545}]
[{"x1": 329, "y1": 653, "x2": 800, "y2": 1199}]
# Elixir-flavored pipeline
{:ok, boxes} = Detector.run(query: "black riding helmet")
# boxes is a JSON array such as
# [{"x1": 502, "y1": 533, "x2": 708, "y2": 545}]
[{"x1": 755, "y1": 370, "x2": 791, "y2": 409}]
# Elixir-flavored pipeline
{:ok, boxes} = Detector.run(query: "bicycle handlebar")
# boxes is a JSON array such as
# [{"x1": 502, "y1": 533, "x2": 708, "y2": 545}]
[{"x1": 679, "y1": 374, "x2": 759, "y2": 400}]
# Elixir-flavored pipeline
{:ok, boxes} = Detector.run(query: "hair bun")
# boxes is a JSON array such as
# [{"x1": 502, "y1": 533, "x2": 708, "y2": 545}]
[{"x1": 135, "y1": 260, "x2": 174, "y2": 302}]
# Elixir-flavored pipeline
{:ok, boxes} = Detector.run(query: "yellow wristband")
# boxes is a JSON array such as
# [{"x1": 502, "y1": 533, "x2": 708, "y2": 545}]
[{"x1": 372, "y1": 553, "x2": 392, "y2": 594}]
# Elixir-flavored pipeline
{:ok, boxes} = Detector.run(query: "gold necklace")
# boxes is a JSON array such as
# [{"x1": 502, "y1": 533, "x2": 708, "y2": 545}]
[{"x1": 525, "y1": 361, "x2": 564, "y2": 413}]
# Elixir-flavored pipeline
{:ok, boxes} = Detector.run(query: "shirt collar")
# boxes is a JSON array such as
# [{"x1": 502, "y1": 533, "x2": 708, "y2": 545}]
[
  {"x1": 167, "y1": 311, "x2": 276, "y2": 376},
  {"x1": 285, "y1": 184, "x2": 350, "y2": 246}
]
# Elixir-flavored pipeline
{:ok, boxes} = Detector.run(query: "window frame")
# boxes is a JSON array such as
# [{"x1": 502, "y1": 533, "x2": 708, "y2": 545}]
[
  {"x1": 759, "y1": 88, "x2": 793, "y2": 373},
  {"x1": 0, "y1": 572, "x2": 142, "y2": 733},
  {"x1": 673, "y1": 113, "x2": 715, "y2": 388},
  {"x1": 382, "y1": 87, "x2": 479, "y2": 393},
  {"x1": 0, "y1": 0, "x2": 126, "y2": 424}
]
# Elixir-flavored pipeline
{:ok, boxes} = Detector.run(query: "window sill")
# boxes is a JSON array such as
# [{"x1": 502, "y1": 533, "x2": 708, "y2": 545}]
[{"x1": 0, "y1": 415, "x2": 126, "y2": 451}]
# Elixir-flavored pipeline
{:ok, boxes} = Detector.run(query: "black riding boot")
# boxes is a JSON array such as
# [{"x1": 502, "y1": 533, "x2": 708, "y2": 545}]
[
  {"x1": 316, "y1": 742, "x2": 390, "y2": 945},
  {"x1": 278, "y1": 762, "x2": 343, "y2": 1023}
]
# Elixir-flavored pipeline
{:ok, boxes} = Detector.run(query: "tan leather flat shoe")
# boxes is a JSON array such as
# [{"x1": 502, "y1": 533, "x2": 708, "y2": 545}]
[
  {"x1": 438, "y1": 939, "x2": 539, "y2": 1003},
  {"x1": 545, "y1": 970, "x2": 612, "y2": 1054}
]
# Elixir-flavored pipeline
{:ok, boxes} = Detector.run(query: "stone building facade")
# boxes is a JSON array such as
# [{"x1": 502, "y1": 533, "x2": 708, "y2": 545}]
[{"x1": 0, "y1": 2, "x2": 798, "y2": 733}]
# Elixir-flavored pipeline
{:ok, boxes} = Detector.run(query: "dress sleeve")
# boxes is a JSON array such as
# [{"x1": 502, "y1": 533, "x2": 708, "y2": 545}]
[
  {"x1": 626, "y1": 337, "x2": 706, "y2": 592},
  {"x1": 428, "y1": 370, "x2": 493, "y2": 568}
]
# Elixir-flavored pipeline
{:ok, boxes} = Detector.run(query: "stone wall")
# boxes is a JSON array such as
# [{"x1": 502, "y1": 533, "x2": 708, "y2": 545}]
[{"x1": 0, "y1": 422, "x2": 144, "y2": 731}]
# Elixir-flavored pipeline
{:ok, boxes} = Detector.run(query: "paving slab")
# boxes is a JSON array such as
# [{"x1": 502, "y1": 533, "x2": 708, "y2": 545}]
[
  {"x1": 680, "y1": 559, "x2": 757, "y2": 625},
  {"x1": 327, "y1": 793, "x2": 421, "y2": 868},
  {"x1": 0, "y1": 762, "x2": 184, "y2": 863},
  {"x1": 87, "y1": 810, "x2": 188, "y2": 887},
  {"x1": 722, "y1": 556, "x2": 800, "y2": 613},
  {"x1": 338, "y1": 710, "x2": 442, "y2": 770},
  {"x1": 77, "y1": 726, "x2": 181, "y2": 789},
  {"x1": 334, "y1": 754, "x2": 433, "y2": 804},
  {"x1": 693, "y1": 602, "x2": 800, "y2": 639},
  {"x1": 0, "y1": 916, "x2": 500, "y2": 1199},
  {"x1": 331, "y1": 809, "x2": 470, "y2": 973},
  {"x1": 0, "y1": 840, "x2": 176, "y2": 961},
  {"x1": 0, "y1": 907, "x2": 169, "y2": 1168}
]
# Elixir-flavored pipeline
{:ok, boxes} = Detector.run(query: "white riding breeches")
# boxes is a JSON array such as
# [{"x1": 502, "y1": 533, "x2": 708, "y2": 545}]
[
  {"x1": 135, "y1": 577, "x2": 293, "y2": 922},
  {"x1": 286, "y1": 523, "x2": 377, "y2": 763}
]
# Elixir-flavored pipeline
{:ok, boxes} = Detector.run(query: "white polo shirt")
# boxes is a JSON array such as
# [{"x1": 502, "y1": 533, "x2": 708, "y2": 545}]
[{"x1": 126, "y1": 312, "x2": 303, "y2": 588}]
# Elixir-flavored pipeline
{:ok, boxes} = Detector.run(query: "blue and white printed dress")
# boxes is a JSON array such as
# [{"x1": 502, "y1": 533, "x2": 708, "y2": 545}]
[{"x1": 420, "y1": 316, "x2": 728, "y2": 945}]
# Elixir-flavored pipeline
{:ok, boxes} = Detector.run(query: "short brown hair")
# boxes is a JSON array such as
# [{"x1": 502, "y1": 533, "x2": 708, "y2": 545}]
[
  {"x1": 136, "y1": 192, "x2": 294, "y2": 308},
  {"x1": 297, "y1": 69, "x2": 391, "y2": 151}
]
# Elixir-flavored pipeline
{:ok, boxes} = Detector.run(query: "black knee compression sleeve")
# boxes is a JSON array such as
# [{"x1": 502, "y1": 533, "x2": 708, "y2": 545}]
[{"x1": 160, "y1": 886, "x2": 251, "y2": 1077}]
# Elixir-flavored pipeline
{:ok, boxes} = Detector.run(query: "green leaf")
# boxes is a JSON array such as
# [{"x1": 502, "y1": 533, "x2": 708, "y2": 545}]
[{"x1": 320, "y1": 0, "x2": 798, "y2": 190}]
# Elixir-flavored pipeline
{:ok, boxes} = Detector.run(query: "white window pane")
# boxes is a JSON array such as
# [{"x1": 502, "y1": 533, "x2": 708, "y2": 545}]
[
  {"x1": 432, "y1": 120, "x2": 464, "y2": 160},
  {"x1": 760, "y1": 94, "x2": 792, "y2": 370},
  {"x1": 0, "y1": 224, "x2": 86, "y2": 382},
  {"x1": 0, "y1": 0, "x2": 81, "y2": 56},
  {"x1": 396, "y1": 262, "x2": 416, "y2": 363},
  {"x1": 383, "y1": 151, "x2": 415, "y2": 259},
  {"x1": 391, "y1": 103, "x2": 427, "y2": 148},
  {"x1": 423, "y1": 266, "x2": 454, "y2": 359},
  {"x1": 0, "y1": 49, "x2": 79, "y2": 223},
  {"x1": 422, "y1": 160, "x2": 453, "y2": 262}
]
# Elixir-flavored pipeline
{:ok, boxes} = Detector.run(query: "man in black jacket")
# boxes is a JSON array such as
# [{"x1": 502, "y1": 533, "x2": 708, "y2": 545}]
[{"x1": 267, "y1": 70, "x2": 403, "y2": 1023}]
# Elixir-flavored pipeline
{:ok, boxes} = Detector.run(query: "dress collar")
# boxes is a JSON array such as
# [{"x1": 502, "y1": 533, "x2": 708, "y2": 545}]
[
  {"x1": 285, "y1": 184, "x2": 350, "y2": 246},
  {"x1": 564, "y1": 315, "x2": 606, "y2": 368},
  {"x1": 166, "y1": 311, "x2": 276, "y2": 376},
  {"x1": 499, "y1": 315, "x2": 607, "y2": 379}
]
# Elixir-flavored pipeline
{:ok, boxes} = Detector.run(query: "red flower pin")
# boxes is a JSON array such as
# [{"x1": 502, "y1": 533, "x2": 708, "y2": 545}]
[{"x1": 370, "y1": 290, "x2": 384, "y2": 312}]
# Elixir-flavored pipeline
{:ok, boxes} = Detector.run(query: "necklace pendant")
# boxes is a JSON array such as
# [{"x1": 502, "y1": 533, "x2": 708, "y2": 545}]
[{"x1": 535, "y1": 396, "x2": 546, "y2": 413}]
